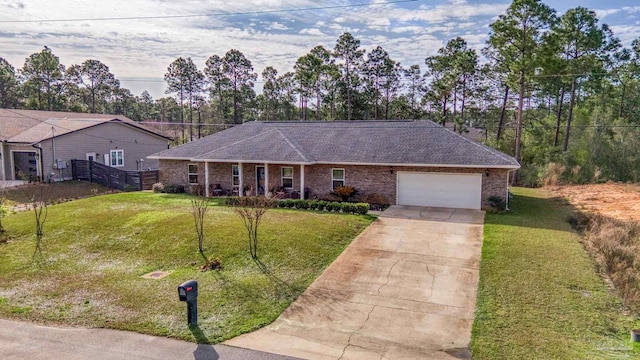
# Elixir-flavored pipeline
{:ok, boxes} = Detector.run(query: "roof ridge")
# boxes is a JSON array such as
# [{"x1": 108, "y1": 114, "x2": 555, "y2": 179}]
[
  {"x1": 439, "y1": 124, "x2": 519, "y2": 166},
  {"x1": 274, "y1": 128, "x2": 310, "y2": 162},
  {"x1": 196, "y1": 127, "x2": 280, "y2": 159}
]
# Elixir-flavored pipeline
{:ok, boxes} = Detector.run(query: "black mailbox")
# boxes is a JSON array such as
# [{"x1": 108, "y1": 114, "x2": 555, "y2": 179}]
[
  {"x1": 178, "y1": 280, "x2": 198, "y2": 326},
  {"x1": 178, "y1": 280, "x2": 198, "y2": 302}
]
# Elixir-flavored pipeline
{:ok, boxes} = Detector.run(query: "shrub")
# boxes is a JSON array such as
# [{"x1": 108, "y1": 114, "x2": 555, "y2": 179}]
[
  {"x1": 487, "y1": 196, "x2": 506, "y2": 211},
  {"x1": 326, "y1": 202, "x2": 342, "y2": 212},
  {"x1": 152, "y1": 183, "x2": 164, "y2": 193},
  {"x1": 316, "y1": 200, "x2": 329, "y2": 211},
  {"x1": 354, "y1": 203, "x2": 369, "y2": 215},
  {"x1": 364, "y1": 193, "x2": 390, "y2": 211},
  {"x1": 294, "y1": 199, "x2": 309, "y2": 209},
  {"x1": 163, "y1": 183, "x2": 185, "y2": 194},
  {"x1": 332, "y1": 186, "x2": 357, "y2": 201},
  {"x1": 225, "y1": 197, "x2": 240, "y2": 206}
]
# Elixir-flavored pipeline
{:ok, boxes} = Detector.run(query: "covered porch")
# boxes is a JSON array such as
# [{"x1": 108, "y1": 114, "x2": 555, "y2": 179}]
[{"x1": 201, "y1": 161, "x2": 307, "y2": 200}]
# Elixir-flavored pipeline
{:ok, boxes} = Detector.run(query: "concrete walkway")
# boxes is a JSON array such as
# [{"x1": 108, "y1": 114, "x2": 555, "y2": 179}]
[
  {"x1": 226, "y1": 206, "x2": 485, "y2": 360},
  {"x1": 0, "y1": 318, "x2": 301, "y2": 360}
]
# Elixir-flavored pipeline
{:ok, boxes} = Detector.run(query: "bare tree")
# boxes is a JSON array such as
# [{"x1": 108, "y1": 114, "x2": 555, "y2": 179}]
[
  {"x1": 0, "y1": 186, "x2": 8, "y2": 242},
  {"x1": 232, "y1": 196, "x2": 275, "y2": 259},
  {"x1": 21, "y1": 183, "x2": 52, "y2": 258},
  {"x1": 190, "y1": 185, "x2": 209, "y2": 254}
]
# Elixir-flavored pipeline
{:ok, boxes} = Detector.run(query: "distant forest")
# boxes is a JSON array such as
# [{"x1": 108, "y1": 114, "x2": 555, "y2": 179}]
[{"x1": 1, "y1": 0, "x2": 639, "y2": 185}]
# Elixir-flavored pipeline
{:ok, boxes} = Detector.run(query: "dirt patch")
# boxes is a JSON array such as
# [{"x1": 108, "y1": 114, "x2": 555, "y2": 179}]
[{"x1": 550, "y1": 183, "x2": 640, "y2": 222}]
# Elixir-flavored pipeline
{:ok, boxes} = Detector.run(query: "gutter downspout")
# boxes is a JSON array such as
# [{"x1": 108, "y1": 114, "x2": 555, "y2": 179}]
[
  {"x1": 31, "y1": 143, "x2": 44, "y2": 182},
  {"x1": 0, "y1": 141, "x2": 5, "y2": 181},
  {"x1": 506, "y1": 169, "x2": 514, "y2": 211}
]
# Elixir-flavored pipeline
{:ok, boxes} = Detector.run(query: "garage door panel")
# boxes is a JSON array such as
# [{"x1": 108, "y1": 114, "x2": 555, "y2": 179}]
[{"x1": 397, "y1": 172, "x2": 482, "y2": 209}]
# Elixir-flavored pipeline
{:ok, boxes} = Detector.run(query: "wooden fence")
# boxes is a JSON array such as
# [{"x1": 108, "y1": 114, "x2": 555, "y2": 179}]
[{"x1": 71, "y1": 160, "x2": 159, "y2": 191}]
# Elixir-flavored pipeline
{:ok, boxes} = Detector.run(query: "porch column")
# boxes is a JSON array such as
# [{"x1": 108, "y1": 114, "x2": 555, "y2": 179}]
[
  {"x1": 238, "y1": 162, "x2": 244, "y2": 197},
  {"x1": 300, "y1": 164, "x2": 305, "y2": 199},
  {"x1": 264, "y1": 163, "x2": 269, "y2": 196},
  {"x1": 0, "y1": 147, "x2": 4, "y2": 181},
  {"x1": 204, "y1": 161, "x2": 210, "y2": 197}
]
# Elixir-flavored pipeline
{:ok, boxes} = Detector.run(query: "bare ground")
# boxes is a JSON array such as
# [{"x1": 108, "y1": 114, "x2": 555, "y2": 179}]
[{"x1": 550, "y1": 183, "x2": 640, "y2": 222}]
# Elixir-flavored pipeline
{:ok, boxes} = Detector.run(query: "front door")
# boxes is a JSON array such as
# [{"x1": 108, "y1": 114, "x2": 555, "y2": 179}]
[{"x1": 256, "y1": 166, "x2": 265, "y2": 195}]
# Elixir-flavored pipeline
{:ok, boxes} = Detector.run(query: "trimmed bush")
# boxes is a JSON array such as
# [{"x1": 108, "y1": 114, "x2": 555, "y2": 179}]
[
  {"x1": 224, "y1": 197, "x2": 368, "y2": 215},
  {"x1": 364, "y1": 193, "x2": 390, "y2": 211},
  {"x1": 163, "y1": 183, "x2": 185, "y2": 194},
  {"x1": 152, "y1": 183, "x2": 164, "y2": 193}
]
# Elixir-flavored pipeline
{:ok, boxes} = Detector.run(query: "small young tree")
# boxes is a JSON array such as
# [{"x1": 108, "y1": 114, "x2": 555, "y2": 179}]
[
  {"x1": 0, "y1": 186, "x2": 8, "y2": 242},
  {"x1": 190, "y1": 185, "x2": 209, "y2": 254},
  {"x1": 21, "y1": 183, "x2": 52, "y2": 257},
  {"x1": 232, "y1": 196, "x2": 275, "y2": 259}
]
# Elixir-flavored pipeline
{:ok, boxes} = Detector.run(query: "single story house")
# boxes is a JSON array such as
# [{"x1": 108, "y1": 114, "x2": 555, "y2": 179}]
[
  {"x1": 149, "y1": 120, "x2": 520, "y2": 210},
  {"x1": 0, "y1": 109, "x2": 171, "y2": 181}
]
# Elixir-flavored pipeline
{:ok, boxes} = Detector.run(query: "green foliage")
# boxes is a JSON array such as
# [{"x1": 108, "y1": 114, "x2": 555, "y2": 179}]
[{"x1": 162, "y1": 184, "x2": 185, "y2": 194}]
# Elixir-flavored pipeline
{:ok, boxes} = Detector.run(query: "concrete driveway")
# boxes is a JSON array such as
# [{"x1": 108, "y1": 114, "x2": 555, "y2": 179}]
[{"x1": 226, "y1": 206, "x2": 485, "y2": 360}]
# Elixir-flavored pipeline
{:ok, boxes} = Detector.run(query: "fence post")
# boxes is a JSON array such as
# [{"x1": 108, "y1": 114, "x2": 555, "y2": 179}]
[{"x1": 89, "y1": 160, "x2": 93, "y2": 183}]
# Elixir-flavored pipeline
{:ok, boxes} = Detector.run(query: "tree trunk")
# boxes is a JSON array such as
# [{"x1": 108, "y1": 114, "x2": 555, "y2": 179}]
[
  {"x1": 563, "y1": 77, "x2": 577, "y2": 152},
  {"x1": 553, "y1": 87, "x2": 565, "y2": 147},
  {"x1": 316, "y1": 84, "x2": 321, "y2": 120},
  {"x1": 441, "y1": 96, "x2": 447, "y2": 126},
  {"x1": 512, "y1": 72, "x2": 525, "y2": 186},
  {"x1": 233, "y1": 77, "x2": 239, "y2": 124},
  {"x1": 619, "y1": 81, "x2": 626, "y2": 119},
  {"x1": 497, "y1": 85, "x2": 509, "y2": 140},
  {"x1": 460, "y1": 77, "x2": 466, "y2": 125},
  {"x1": 346, "y1": 60, "x2": 351, "y2": 121}
]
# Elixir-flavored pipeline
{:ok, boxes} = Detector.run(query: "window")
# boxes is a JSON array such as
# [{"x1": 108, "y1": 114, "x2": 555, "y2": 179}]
[
  {"x1": 232, "y1": 165, "x2": 240, "y2": 188},
  {"x1": 110, "y1": 149, "x2": 124, "y2": 167},
  {"x1": 281, "y1": 167, "x2": 293, "y2": 189},
  {"x1": 188, "y1": 164, "x2": 198, "y2": 184},
  {"x1": 332, "y1": 168, "x2": 345, "y2": 189}
]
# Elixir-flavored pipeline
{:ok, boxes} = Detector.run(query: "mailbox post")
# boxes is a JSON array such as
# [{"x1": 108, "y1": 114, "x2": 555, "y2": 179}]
[{"x1": 177, "y1": 280, "x2": 198, "y2": 326}]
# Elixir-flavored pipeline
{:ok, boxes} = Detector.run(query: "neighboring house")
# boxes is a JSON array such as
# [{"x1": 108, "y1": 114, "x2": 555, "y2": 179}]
[
  {"x1": 0, "y1": 109, "x2": 171, "y2": 181},
  {"x1": 149, "y1": 120, "x2": 520, "y2": 210}
]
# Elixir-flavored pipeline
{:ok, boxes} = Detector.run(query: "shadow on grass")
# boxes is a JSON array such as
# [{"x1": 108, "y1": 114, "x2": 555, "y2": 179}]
[
  {"x1": 253, "y1": 257, "x2": 302, "y2": 295},
  {"x1": 190, "y1": 324, "x2": 219, "y2": 359},
  {"x1": 483, "y1": 192, "x2": 582, "y2": 232},
  {"x1": 211, "y1": 257, "x2": 301, "y2": 304}
]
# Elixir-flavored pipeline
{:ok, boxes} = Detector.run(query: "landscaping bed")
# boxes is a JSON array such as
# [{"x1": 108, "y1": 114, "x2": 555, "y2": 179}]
[
  {"x1": 0, "y1": 192, "x2": 373, "y2": 343},
  {"x1": 472, "y1": 187, "x2": 639, "y2": 359}
]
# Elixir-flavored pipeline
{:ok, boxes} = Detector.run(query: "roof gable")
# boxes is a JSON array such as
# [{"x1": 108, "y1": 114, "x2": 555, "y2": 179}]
[
  {"x1": 150, "y1": 120, "x2": 520, "y2": 168},
  {"x1": 0, "y1": 109, "x2": 170, "y2": 143}
]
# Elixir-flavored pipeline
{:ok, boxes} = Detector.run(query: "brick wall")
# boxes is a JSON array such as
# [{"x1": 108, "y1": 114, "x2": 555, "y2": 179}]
[{"x1": 158, "y1": 160, "x2": 511, "y2": 209}]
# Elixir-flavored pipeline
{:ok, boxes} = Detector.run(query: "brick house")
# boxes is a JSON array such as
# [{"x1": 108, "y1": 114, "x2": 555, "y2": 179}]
[{"x1": 149, "y1": 120, "x2": 520, "y2": 210}]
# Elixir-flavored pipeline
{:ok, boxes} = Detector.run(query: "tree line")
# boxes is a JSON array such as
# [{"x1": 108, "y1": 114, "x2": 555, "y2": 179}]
[{"x1": 1, "y1": 0, "x2": 640, "y2": 184}]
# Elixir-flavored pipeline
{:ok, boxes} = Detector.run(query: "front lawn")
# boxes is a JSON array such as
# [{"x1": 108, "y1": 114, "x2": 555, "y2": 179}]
[
  {"x1": 472, "y1": 188, "x2": 639, "y2": 359},
  {"x1": 0, "y1": 192, "x2": 373, "y2": 343}
]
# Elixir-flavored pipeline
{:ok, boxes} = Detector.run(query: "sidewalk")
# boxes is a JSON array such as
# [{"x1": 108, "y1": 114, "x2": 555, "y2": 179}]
[{"x1": 0, "y1": 318, "x2": 301, "y2": 360}]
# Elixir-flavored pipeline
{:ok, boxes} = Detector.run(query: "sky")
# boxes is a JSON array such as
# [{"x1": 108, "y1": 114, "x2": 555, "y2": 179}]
[{"x1": 2, "y1": 0, "x2": 640, "y2": 99}]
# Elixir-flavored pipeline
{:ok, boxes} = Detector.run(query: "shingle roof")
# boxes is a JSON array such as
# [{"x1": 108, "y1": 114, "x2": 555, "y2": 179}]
[
  {"x1": 150, "y1": 120, "x2": 520, "y2": 168},
  {"x1": 0, "y1": 109, "x2": 170, "y2": 143}
]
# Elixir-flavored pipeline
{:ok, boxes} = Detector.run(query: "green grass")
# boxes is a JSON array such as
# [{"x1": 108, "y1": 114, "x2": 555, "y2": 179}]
[
  {"x1": 0, "y1": 191, "x2": 373, "y2": 343},
  {"x1": 472, "y1": 187, "x2": 640, "y2": 359}
]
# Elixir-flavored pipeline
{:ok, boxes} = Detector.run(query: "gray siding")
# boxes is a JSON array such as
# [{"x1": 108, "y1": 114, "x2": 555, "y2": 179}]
[{"x1": 39, "y1": 122, "x2": 168, "y2": 180}]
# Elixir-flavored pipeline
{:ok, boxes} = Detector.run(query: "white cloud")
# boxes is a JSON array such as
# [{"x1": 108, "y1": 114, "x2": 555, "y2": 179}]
[
  {"x1": 299, "y1": 28, "x2": 325, "y2": 36},
  {"x1": 266, "y1": 22, "x2": 289, "y2": 30}
]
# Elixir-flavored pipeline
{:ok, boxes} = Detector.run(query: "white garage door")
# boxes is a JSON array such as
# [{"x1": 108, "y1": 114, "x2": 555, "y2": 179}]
[{"x1": 397, "y1": 172, "x2": 482, "y2": 209}]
